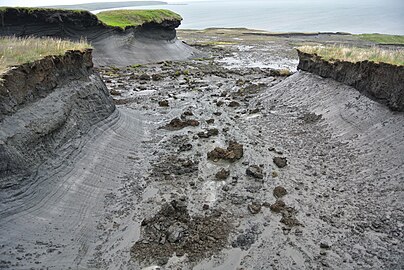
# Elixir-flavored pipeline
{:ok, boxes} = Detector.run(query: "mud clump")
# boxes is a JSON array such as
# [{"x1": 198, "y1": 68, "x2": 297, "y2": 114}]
[
  {"x1": 207, "y1": 141, "x2": 244, "y2": 162},
  {"x1": 269, "y1": 200, "x2": 286, "y2": 213},
  {"x1": 273, "y1": 157, "x2": 288, "y2": 168},
  {"x1": 248, "y1": 202, "x2": 262, "y2": 214},
  {"x1": 215, "y1": 168, "x2": 230, "y2": 180},
  {"x1": 158, "y1": 100, "x2": 169, "y2": 107},
  {"x1": 197, "y1": 128, "x2": 219, "y2": 138},
  {"x1": 152, "y1": 156, "x2": 199, "y2": 179},
  {"x1": 246, "y1": 165, "x2": 264, "y2": 179},
  {"x1": 131, "y1": 200, "x2": 231, "y2": 265},
  {"x1": 273, "y1": 186, "x2": 287, "y2": 198},
  {"x1": 163, "y1": 118, "x2": 200, "y2": 130}
]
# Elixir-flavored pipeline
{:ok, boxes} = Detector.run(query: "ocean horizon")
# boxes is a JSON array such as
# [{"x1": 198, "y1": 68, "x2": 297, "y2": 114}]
[{"x1": 92, "y1": 0, "x2": 404, "y2": 35}]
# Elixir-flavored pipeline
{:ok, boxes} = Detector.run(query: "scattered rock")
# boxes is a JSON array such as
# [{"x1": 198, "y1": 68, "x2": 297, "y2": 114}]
[
  {"x1": 273, "y1": 186, "x2": 287, "y2": 198},
  {"x1": 215, "y1": 168, "x2": 230, "y2": 180},
  {"x1": 213, "y1": 112, "x2": 222, "y2": 116},
  {"x1": 152, "y1": 73, "x2": 163, "y2": 81},
  {"x1": 163, "y1": 118, "x2": 200, "y2": 130},
  {"x1": 179, "y1": 143, "x2": 192, "y2": 152},
  {"x1": 158, "y1": 100, "x2": 169, "y2": 107},
  {"x1": 228, "y1": 101, "x2": 240, "y2": 107},
  {"x1": 139, "y1": 73, "x2": 151, "y2": 80},
  {"x1": 206, "y1": 118, "x2": 215, "y2": 124},
  {"x1": 280, "y1": 208, "x2": 301, "y2": 227},
  {"x1": 198, "y1": 128, "x2": 219, "y2": 138},
  {"x1": 207, "y1": 141, "x2": 244, "y2": 162},
  {"x1": 320, "y1": 242, "x2": 331, "y2": 249},
  {"x1": 248, "y1": 203, "x2": 262, "y2": 214},
  {"x1": 269, "y1": 200, "x2": 286, "y2": 213},
  {"x1": 216, "y1": 100, "x2": 224, "y2": 106},
  {"x1": 273, "y1": 157, "x2": 288, "y2": 168},
  {"x1": 246, "y1": 165, "x2": 264, "y2": 179}
]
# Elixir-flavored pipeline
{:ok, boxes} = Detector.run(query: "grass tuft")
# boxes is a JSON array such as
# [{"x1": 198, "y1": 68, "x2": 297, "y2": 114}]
[
  {"x1": 298, "y1": 45, "x2": 404, "y2": 66},
  {"x1": 0, "y1": 36, "x2": 90, "y2": 75},
  {"x1": 96, "y1": 9, "x2": 182, "y2": 29}
]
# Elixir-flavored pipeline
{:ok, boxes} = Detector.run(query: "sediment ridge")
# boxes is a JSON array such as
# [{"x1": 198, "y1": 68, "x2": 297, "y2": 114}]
[
  {"x1": 0, "y1": 49, "x2": 115, "y2": 186},
  {"x1": 297, "y1": 50, "x2": 404, "y2": 111},
  {"x1": 0, "y1": 8, "x2": 201, "y2": 66}
]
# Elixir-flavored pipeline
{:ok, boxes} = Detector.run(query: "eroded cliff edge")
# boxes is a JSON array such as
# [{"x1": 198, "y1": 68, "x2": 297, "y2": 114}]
[
  {"x1": 0, "y1": 8, "x2": 201, "y2": 66},
  {"x1": 0, "y1": 49, "x2": 115, "y2": 187},
  {"x1": 297, "y1": 50, "x2": 404, "y2": 111}
]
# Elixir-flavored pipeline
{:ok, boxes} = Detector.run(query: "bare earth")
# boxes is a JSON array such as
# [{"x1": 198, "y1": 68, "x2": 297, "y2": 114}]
[{"x1": 0, "y1": 29, "x2": 403, "y2": 269}]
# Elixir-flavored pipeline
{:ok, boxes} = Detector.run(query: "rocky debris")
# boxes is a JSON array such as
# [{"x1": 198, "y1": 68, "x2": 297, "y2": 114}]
[
  {"x1": 216, "y1": 100, "x2": 224, "y2": 106},
  {"x1": 152, "y1": 73, "x2": 163, "y2": 81},
  {"x1": 178, "y1": 143, "x2": 192, "y2": 152},
  {"x1": 207, "y1": 141, "x2": 244, "y2": 162},
  {"x1": 213, "y1": 111, "x2": 222, "y2": 116},
  {"x1": 248, "y1": 202, "x2": 262, "y2": 214},
  {"x1": 197, "y1": 128, "x2": 219, "y2": 138},
  {"x1": 206, "y1": 118, "x2": 215, "y2": 124},
  {"x1": 231, "y1": 225, "x2": 259, "y2": 250},
  {"x1": 280, "y1": 208, "x2": 301, "y2": 227},
  {"x1": 246, "y1": 165, "x2": 264, "y2": 179},
  {"x1": 163, "y1": 118, "x2": 200, "y2": 130},
  {"x1": 228, "y1": 101, "x2": 240, "y2": 107},
  {"x1": 139, "y1": 73, "x2": 151, "y2": 80},
  {"x1": 320, "y1": 242, "x2": 331, "y2": 249},
  {"x1": 300, "y1": 112, "x2": 322, "y2": 123},
  {"x1": 215, "y1": 168, "x2": 230, "y2": 180},
  {"x1": 151, "y1": 156, "x2": 199, "y2": 178},
  {"x1": 131, "y1": 200, "x2": 231, "y2": 265},
  {"x1": 269, "y1": 200, "x2": 286, "y2": 213},
  {"x1": 273, "y1": 157, "x2": 288, "y2": 168},
  {"x1": 158, "y1": 100, "x2": 169, "y2": 107},
  {"x1": 273, "y1": 186, "x2": 287, "y2": 198},
  {"x1": 181, "y1": 110, "x2": 194, "y2": 119}
]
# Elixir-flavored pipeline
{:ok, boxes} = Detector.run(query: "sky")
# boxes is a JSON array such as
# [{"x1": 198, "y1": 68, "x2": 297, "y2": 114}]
[{"x1": 0, "y1": 0, "x2": 208, "y2": 7}]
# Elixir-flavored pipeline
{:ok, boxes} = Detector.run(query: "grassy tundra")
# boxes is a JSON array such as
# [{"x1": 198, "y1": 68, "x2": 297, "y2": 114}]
[{"x1": 0, "y1": 36, "x2": 90, "y2": 74}]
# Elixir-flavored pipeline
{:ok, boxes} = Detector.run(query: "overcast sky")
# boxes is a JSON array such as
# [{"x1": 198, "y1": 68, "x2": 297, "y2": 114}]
[{"x1": 0, "y1": 0, "x2": 210, "y2": 7}]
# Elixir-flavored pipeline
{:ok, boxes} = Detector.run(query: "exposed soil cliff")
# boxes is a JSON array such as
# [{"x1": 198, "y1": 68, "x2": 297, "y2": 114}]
[
  {"x1": 0, "y1": 8, "x2": 201, "y2": 66},
  {"x1": 0, "y1": 49, "x2": 115, "y2": 187},
  {"x1": 297, "y1": 50, "x2": 404, "y2": 111}
]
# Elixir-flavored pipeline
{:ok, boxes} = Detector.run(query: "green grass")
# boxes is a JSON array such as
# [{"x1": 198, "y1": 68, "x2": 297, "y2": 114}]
[
  {"x1": 0, "y1": 6, "x2": 87, "y2": 14},
  {"x1": 0, "y1": 36, "x2": 90, "y2": 74},
  {"x1": 298, "y1": 45, "x2": 404, "y2": 66},
  {"x1": 356, "y1": 34, "x2": 404, "y2": 45},
  {"x1": 96, "y1": 9, "x2": 182, "y2": 29}
]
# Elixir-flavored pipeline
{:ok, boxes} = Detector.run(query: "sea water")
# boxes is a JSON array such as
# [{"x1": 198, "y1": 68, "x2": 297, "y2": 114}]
[{"x1": 93, "y1": 0, "x2": 404, "y2": 34}]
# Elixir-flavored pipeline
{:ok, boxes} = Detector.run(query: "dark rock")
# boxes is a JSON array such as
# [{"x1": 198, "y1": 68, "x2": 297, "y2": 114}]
[
  {"x1": 207, "y1": 141, "x2": 244, "y2": 162},
  {"x1": 158, "y1": 100, "x2": 169, "y2": 107},
  {"x1": 203, "y1": 204, "x2": 210, "y2": 210},
  {"x1": 246, "y1": 165, "x2": 264, "y2": 179},
  {"x1": 216, "y1": 100, "x2": 224, "y2": 106},
  {"x1": 152, "y1": 73, "x2": 163, "y2": 81},
  {"x1": 228, "y1": 101, "x2": 240, "y2": 107},
  {"x1": 213, "y1": 112, "x2": 222, "y2": 116},
  {"x1": 269, "y1": 200, "x2": 286, "y2": 213},
  {"x1": 206, "y1": 118, "x2": 215, "y2": 124},
  {"x1": 179, "y1": 143, "x2": 192, "y2": 152},
  {"x1": 163, "y1": 118, "x2": 200, "y2": 130},
  {"x1": 248, "y1": 203, "x2": 262, "y2": 214},
  {"x1": 215, "y1": 168, "x2": 230, "y2": 180},
  {"x1": 273, "y1": 186, "x2": 287, "y2": 198},
  {"x1": 273, "y1": 157, "x2": 287, "y2": 168},
  {"x1": 139, "y1": 73, "x2": 151, "y2": 80},
  {"x1": 300, "y1": 112, "x2": 322, "y2": 123},
  {"x1": 320, "y1": 242, "x2": 331, "y2": 249},
  {"x1": 197, "y1": 128, "x2": 219, "y2": 139}
]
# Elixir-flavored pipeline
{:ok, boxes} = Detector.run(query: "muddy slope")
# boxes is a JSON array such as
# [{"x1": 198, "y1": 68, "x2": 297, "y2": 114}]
[
  {"x1": 0, "y1": 49, "x2": 115, "y2": 188},
  {"x1": 0, "y1": 8, "x2": 201, "y2": 66},
  {"x1": 297, "y1": 50, "x2": 404, "y2": 111}
]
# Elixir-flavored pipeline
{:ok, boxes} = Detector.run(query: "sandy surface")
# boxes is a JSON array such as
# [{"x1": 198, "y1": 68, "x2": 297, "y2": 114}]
[{"x1": 0, "y1": 30, "x2": 403, "y2": 269}]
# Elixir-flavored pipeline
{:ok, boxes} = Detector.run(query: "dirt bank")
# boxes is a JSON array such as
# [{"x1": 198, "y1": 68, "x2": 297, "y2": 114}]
[
  {"x1": 297, "y1": 50, "x2": 404, "y2": 111},
  {"x1": 0, "y1": 8, "x2": 201, "y2": 66},
  {"x1": 0, "y1": 49, "x2": 115, "y2": 188}
]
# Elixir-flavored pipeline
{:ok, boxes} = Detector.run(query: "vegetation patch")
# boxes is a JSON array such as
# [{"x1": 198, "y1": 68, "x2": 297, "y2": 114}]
[
  {"x1": 298, "y1": 45, "x2": 404, "y2": 66},
  {"x1": 0, "y1": 36, "x2": 90, "y2": 74},
  {"x1": 356, "y1": 34, "x2": 404, "y2": 45},
  {"x1": 96, "y1": 9, "x2": 182, "y2": 29}
]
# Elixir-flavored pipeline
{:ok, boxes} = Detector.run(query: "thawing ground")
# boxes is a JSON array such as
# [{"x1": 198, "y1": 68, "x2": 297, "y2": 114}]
[{"x1": 0, "y1": 31, "x2": 403, "y2": 269}]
